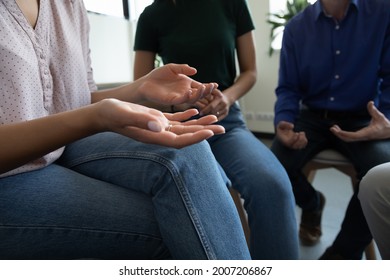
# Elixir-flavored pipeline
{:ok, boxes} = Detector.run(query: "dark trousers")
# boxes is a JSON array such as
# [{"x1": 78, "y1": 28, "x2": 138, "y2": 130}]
[{"x1": 271, "y1": 109, "x2": 390, "y2": 259}]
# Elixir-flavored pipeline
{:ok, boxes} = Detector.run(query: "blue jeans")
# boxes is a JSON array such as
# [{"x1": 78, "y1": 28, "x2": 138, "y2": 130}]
[
  {"x1": 0, "y1": 133, "x2": 250, "y2": 260},
  {"x1": 209, "y1": 103, "x2": 299, "y2": 259},
  {"x1": 271, "y1": 109, "x2": 390, "y2": 259}
]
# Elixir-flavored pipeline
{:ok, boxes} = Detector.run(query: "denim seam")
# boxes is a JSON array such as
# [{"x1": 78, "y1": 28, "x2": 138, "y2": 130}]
[
  {"x1": 61, "y1": 151, "x2": 216, "y2": 260},
  {"x1": 0, "y1": 225, "x2": 162, "y2": 240}
]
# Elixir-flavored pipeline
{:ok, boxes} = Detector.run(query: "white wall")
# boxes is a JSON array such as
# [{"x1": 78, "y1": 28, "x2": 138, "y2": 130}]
[
  {"x1": 242, "y1": 1, "x2": 279, "y2": 133},
  {"x1": 88, "y1": 13, "x2": 135, "y2": 85},
  {"x1": 88, "y1": 0, "x2": 278, "y2": 133}
]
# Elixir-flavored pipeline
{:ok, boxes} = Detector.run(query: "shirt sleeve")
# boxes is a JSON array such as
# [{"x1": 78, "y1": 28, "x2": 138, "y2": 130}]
[
  {"x1": 78, "y1": 0, "x2": 98, "y2": 92},
  {"x1": 133, "y1": 7, "x2": 159, "y2": 52},
  {"x1": 378, "y1": 17, "x2": 390, "y2": 118},
  {"x1": 274, "y1": 22, "x2": 302, "y2": 127},
  {"x1": 235, "y1": 0, "x2": 255, "y2": 37}
]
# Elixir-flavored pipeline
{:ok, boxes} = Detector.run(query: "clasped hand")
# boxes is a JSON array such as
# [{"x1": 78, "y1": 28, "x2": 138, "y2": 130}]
[{"x1": 195, "y1": 88, "x2": 231, "y2": 121}]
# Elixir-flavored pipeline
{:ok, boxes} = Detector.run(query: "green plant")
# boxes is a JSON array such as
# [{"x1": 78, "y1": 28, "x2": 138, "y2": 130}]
[
  {"x1": 155, "y1": 55, "x2": 163, "y2": 68},
  {"x1": 267, "y1": 0, "x2": 310, "y2": 56}
]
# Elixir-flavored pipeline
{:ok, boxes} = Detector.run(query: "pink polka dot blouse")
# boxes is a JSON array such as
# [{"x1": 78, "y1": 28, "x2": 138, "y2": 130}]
[{"x1": 0, "y1": 0, "x2": 97, "y2": 177}]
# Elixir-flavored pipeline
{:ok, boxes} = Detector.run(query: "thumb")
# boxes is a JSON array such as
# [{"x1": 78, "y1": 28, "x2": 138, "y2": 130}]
[
  {"x1": 367, "y1": 101, "x2": 383, "y2": 120},
  {"x1": 147, "y1": 120, "x2": 165, "y2": 132},
  {"x1": 169, "y1": 63, "x2": 197, "y2": 77},
  {"x1": 330, "y1": 124, "x2": 341, "y2": 134},
  {"x1": 129, "y1": 108, "x2": 169, "y2": 132},
  {"x1": 278, "y1": 121, "x2": 294, "y2": 131}
]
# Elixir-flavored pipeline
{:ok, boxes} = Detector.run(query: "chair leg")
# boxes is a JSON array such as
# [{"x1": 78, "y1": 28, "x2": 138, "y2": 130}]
[
  {"x1": 229, "y1": 188, "x2": 250, "y2": 245},
  {"x1": 364, "y1": 241, "x2": 377, "y2": 260}
]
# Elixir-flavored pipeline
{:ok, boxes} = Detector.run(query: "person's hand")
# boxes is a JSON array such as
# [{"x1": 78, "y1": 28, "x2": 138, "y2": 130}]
[
  {"x1": 137, "y1": 63, "x2": 218, "y2": 105},
  {"x1": 276, "y1": 121, "x2": 308, "y2": 149},
  {"x1": 96, "y1": 99, "x2": 224, "y2": 148},
  {"x1": 330, "y1": 101, "x2": 390, "y2": 142},
  {"x1": 195, "y1": 88, "x2": 230, "y2": 120}
]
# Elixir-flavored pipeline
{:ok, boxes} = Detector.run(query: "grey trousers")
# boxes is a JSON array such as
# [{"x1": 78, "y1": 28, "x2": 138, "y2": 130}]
[{"x1": 359, "y1": 162, "x2": 390, "y2": 259}]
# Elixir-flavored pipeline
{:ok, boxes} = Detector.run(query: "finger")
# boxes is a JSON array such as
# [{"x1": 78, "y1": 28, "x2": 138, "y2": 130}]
[
  {"x1": 277, "y1": 121, "x2": 294, "y2": 131},
  {"x1": 123, "y1": 127, "x2": 215, "y2": 149},
  {"x1": 203, "y1": 83, "x2": 217, "y2": 96},
  {"x1": 330, "y1": 125, "x2": 363, "y2": 142},
  {"x1": 201, "y1": 97, "x2": 222, "y2": 116},
  {"x1": 286, "y1": 133, "x2": 299, "y2": 147},
  {"x1": 330, "y1": 124, "x2": 342, "y2": 134},
  {"x1": 333, "y1": 131, "x2": 363, "y2": 142},
  {"x1": 168, "y1": 124, "x2": 225, "y2": 135},
  {"x1": 180, "y1": 115, "x2": 219, "y2": 125},
  {"x1": 189, "y1": 82, "x2": 217, "y2": 101},
  {"x1": 218, "y1": 109, "x2": 228, "y2": 119},
  {"x1": 164, "y1": 109, "x2": 200, "y2": 121},
  {"x1": 199, "y1": 83, "x2": 216, "y2": 100},
  {"x1": 117, "y1": 104, "x2": 168, "y2": 132},
  {"x1": 211, "y1": 88, "x2": 223, "y2": 98},
  {"x1": 134, "y1": 116, "x2": 168, "y2": 133},
  {"x1": 293, "y1": 132, "x2": 308, "y2": 149},
  {"x1": 367, "y1": 101, "x2": 385, "y2": 120},
  {"x1": 194, "y1": 100, "x2": 208, "y2": 110},
  {"x1": 164, "y1": 110, "x2": 221, "y2": 128},
  {"x1": 185, "y1": 84, "x2": 205, "y2": 103},
  {"x1": 278, "y1": 132, "x2": 296, "y2": 148},
  {"x1": 204, "y1": 92, "x2": 216, "y2": 103},
  {"x1": 170, "y1": 63, "x2": 197, "y2": 76},
  {"x1": 199, "y1": 102, "x2": 215, "y2": 116}
]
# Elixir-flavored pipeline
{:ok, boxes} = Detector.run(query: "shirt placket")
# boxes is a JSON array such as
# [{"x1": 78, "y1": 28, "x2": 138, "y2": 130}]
[
  {"x1": 33, "y1": 33, "x2": 53, "y2": 111},
  {"x1": 5, "y1": 0, "x2": 53, "y2": 111},
  {"x1": 329, "y1": 19, "x2": 343, "y2": 105}
]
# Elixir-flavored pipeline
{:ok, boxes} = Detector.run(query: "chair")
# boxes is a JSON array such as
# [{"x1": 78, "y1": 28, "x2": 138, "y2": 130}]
[
  {"x1": 302, "y1": 149, "x2": 377, "y2": 260},
  {"x1": 229, "y1": 188, "x2": 250, "y2": 245},
  {"x1": 230, "y1": 149, "x2": 377, "y2": 259}
]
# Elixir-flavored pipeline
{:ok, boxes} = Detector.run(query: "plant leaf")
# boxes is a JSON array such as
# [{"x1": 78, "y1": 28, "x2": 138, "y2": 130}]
[{"x1": 267, "y1": 0, "x2": 310, "y2": 56}]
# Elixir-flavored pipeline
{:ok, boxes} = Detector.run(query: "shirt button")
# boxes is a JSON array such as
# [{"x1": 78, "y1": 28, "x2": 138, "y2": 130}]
[
  {"x1": 335, "y1": 25, "x2": 340, "y2": 30},
  {"x1": 335, "y1": 50, "x2": 341, "y2": 55},
  {"x1": 44, "y1": 69, "x2": 49, "y2": 75},
  {"x1": 330, "y1": 97, "x2": 335, "y2": 101},
  {"x1": 335, "y1": 74, "x2": 340, "y2": 79}
]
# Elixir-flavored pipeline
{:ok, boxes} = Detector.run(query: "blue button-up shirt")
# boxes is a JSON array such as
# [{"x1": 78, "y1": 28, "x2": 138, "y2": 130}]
[{"x1": 274, "y1": 0, "x2": 390, "y2": 126}]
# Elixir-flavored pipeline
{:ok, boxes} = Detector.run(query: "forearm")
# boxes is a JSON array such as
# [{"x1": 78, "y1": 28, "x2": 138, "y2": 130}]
[
  {"x1": 226, "y1": 31, "x2": 257, "y2": 104},
  {"x1": 0, "y1": 104, "x2": 100, "y2": 174},
  {"x1": 140, "y1": 101, "x2": 172, "y2": 112},
  {"x1": 91, "y1": 81, "x2": 142, "y2": 104},
  {"x1": 91, "y1": 79, "x2": 170, "y2": 112},
  {"x1": 223, "y1": 70, "x2": 257, "y2": 105},
  {"x1": 131, "y1": 51, "x2": 169, "y2": 110}
]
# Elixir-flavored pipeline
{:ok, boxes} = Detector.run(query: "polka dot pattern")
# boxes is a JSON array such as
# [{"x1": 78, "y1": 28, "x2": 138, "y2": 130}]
[{"x1": 1, "y1": 0, "x2": 98, "y2": 177}]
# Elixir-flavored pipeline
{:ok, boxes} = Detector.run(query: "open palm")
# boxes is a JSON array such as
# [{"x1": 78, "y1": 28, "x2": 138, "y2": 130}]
[
  {"x1": 330, "y1": 101, "x2": 390, "y2": 142},
  {"x1": 138, "y1": 64, "x2": 217, "y2": 105}
]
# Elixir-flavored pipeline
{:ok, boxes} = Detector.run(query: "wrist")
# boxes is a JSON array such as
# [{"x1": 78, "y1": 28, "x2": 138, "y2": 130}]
[{"x1": 89, "y1": 100, "x2": 113, "y2": 133}]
